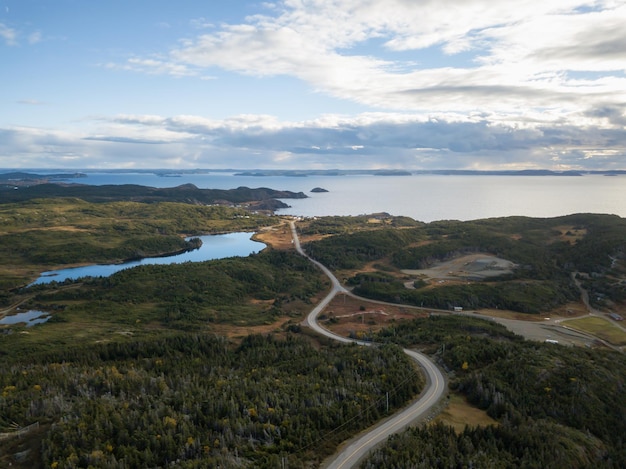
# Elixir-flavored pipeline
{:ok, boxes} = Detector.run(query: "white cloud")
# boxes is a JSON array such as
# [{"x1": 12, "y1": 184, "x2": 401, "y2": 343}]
[
  {"x1": 5, "y1": 1, "x2": 626, "y2": 171},
  {"x1": 1, "y1": 22, "x2": 47, "y2": 46},
  {"x1": 0, "y1": 22, "x2": 16, "y2": 45},
  {"x1": 101, "y1": 0, "x2": 624, "y2": 127},
  {"x1": 2, "y1": 109, "x2": 624, "y2": 170},
  {"x1": 28, "y1": 31, "x2": 42, "y2": 44},
  {"x1": 17, "y1": 99, "x2": 46, "y2": 105},
  {"x1": 105, "y1": 57, "x2": 200, "y2": 78},
  {"x1": 478, "y1": 4, "x2": 626, "y2": 72}
]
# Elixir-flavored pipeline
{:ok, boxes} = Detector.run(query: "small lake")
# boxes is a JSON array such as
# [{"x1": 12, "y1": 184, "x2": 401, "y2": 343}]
[
  {"x1": 30, "y1": 232, "x2": 264, "y2": 286},
  {"x1": 0, "y1": 310, "x2": 51, "y2": 327}
]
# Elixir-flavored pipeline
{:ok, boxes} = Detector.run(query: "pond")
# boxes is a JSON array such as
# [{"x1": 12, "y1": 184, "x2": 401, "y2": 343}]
[
  {"x1": 30, "y1": 232, "x2": 265, "y2": 286},
  {"x1": 0, "y1": 310, "x2": 51, "y2": 327}
]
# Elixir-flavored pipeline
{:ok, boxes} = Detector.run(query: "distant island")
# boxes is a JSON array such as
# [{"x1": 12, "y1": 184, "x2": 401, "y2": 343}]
[
  {"x1": 234, "y1": 169, "x2": 414, "y2": 177},
  {"x1": 418, "y1": 169, "x2": 585, "y2": 176},
  {"x1": 3, "y1": 169, "x2": 625, "y2": 180},
  {"x1": 0, "y1": 181, "x2": 307, "y2": 212},
  {"x1": 311, "y1": 187, "x2": 329, "y2": 193},
  {"x1": 373, "y1": 170, "x2": 412, "y2": 176},
  {"x1": 0, "y1": 171, "x2": 86, "y2": 188},
  {"x1": 227, "y1": 169, "x2": 624, "y2": 177}
]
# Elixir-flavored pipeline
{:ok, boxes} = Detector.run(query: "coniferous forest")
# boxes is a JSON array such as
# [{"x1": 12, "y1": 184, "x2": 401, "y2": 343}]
[
  {"x1": 1, "y1": 334, "x2": 420, "y2": 468},
  {"x1": 1, "y1": 193, "x2": 626, "y2": 467},
  {"x1": 365, "y1": 315, "x2": 626, "y2": 468}
]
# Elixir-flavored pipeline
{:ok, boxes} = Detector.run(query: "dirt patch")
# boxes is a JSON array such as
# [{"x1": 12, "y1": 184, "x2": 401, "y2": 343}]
[
  {"x1": 545, "y1": 302, "x2": 588, "y2": 319},
  {"x1": 297, "y1": 232, "x2": 332, "y2": 245},
  {"x1": 254, "y1": 219, "x2": 339, "y2": 251},
  {"x1": 253, "y1": 221, "x2": 295, "y2": 250},
  {"x1": 211, "y1": 316, "x2": 295, "y2": 340},
  {"x1": 473, "y1": 309, "x2": 546, "y2": 321},
  {"x1": 248, "y1": 298, "x2": 275, "y2": 306},
  {"x1": 402, "y1": 253, "x2": 516, "y2": 282},
  {"x1": 320, "y1": 294, "x2": 428, "y2": 338}
]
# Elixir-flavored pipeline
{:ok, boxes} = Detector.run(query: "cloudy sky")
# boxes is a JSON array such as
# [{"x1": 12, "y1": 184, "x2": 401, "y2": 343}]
[{"x1": 1, "y1": 0, "x2": 626, "y2": 170}]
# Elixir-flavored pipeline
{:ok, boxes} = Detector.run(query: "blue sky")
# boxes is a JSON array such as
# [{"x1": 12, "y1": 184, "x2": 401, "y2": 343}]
[{"x1": 1, "y1": 0, "x2": 625, "y2": 170}]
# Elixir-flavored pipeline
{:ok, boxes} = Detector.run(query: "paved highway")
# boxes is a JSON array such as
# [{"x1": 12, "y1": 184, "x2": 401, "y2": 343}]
[{"x1": 289, "y1": 222, "x2": 446, "y2": 468}]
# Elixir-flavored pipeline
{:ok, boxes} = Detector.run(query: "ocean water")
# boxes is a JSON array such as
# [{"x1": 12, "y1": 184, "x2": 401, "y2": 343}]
[{"x1": 62, "y1": 172, "x2": 625, "y2": 223}]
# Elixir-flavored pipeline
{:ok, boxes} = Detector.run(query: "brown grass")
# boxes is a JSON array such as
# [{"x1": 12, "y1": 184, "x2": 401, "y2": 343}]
[
  {"x1": 211, "y1": 317, "x2": 295, "y2": 340},
  {"x1": 253, "y1": 221, "x2": 295, "y2": 250},
  {"x1": 553, "y1": 225, "x2": 587, "y2": 245},
  {"x1": 433, "y1": 392, "x2": 498, "y2": 432}
]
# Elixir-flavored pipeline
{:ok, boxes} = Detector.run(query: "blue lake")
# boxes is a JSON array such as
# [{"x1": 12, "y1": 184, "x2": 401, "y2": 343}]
[{"x1": 30, "y1": 232, "x2": 264, "y2": 285}]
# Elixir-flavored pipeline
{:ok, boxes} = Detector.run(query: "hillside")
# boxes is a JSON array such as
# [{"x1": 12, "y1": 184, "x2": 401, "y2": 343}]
[{"x1": 1, "y1": 195, "x2": 625, "y2": 467}]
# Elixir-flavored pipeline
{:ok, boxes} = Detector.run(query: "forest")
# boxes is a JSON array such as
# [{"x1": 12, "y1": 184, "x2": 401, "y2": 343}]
[
  {"x1": 302, "y1": 213, "x2": 626, "y2": 313},
  {"x1": 362, "y1": 315, "x2": 626, "y2": 468},
  {"x1": 1, "y1": 190, "x2": 626, "y2": 467},
  {"x1": 0, "y1": 181, "x2": 307, "y2": 206},
  {"x1": 1, "y1": 333, "x2": 422, "y2": 468}
]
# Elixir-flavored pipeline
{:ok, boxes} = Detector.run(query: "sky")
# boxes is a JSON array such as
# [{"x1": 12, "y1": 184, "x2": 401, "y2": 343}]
[{"x1": 1, "y1": 0, "x2": 626, "y2": 171}]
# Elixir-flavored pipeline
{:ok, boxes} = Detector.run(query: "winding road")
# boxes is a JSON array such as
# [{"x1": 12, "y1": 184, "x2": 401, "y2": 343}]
[{"x1": 289, "y1": 222, "x2": 446, "y2": 468}]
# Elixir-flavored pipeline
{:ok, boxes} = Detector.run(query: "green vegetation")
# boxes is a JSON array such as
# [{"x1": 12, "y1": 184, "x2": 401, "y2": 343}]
[
  {"x1": 1, "y1": 250, "x2": 328, "y2": 356},
  {"x1": 0, "y1": 198, "x2": 275, "y2": 290},
  {"x1": 0, "y1": 182, "x2": 306, "y2": 206},
  {"x1": 0, "y1": 334, "x2": 422, "y2": 468},
  {"x1": 362, "y1": 421, "x2": 608, "y2": 469},
  {"x1": 354, "y1": 278, "x2": 577, "y2": 313},
  {"x1": 298, "y1": 214, "x2": 422, "y2": 236},
  {"x1": 302, "y1": 227, "x2": 426, "y2": 269},
  {"x1": 563, "y1": 316, "x2": 626, "y2": 346},
  {"x1": 1, "y1": 194, "x2": 626, "y2": 468},
  {"x1": 303, "y1": 213, "x2": 626, "y2": 314},
  {"x1": 366, "y1": 315, "x2": 626, "y2": 468}
]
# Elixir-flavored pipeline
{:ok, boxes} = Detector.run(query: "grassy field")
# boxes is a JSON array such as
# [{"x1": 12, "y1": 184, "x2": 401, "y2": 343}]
[
  {"x1": 432, "y1": 392, "x2": 499, "y2": 432},
  {"x1": 563, "y1": 316, "x2": 626, "y2": 346}
]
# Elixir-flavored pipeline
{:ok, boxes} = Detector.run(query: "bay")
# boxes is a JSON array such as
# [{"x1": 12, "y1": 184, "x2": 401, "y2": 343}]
[
  {"x1": 30, "y1": 232, "x2": 263, "y2": 285},
  {"x1": 62, "y1": 172, "x2": 626, "y2": 223},
  {"x1": 276, "y1": 174, "x2": 626, "y2": 222}
]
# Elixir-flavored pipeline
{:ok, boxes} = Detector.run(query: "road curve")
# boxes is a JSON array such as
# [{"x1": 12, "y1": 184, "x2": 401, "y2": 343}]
[{"x1": 289, "y1": 222, "x2": 446, "y2": 468}]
